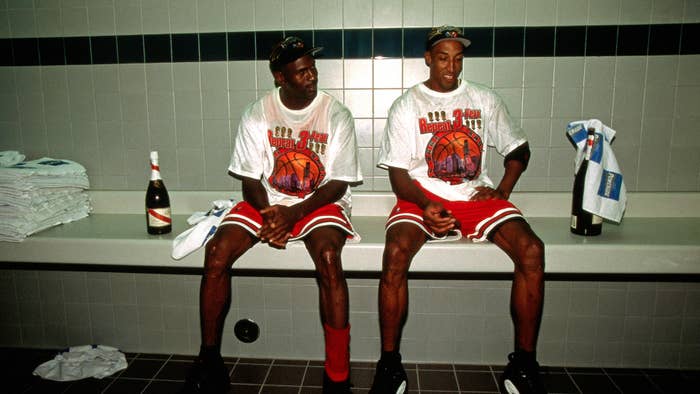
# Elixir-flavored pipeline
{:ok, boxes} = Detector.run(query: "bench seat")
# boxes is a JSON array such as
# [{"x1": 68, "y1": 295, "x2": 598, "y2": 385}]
[{"x1": 2, "y1": 192, "x2": 698, "y2": 275}]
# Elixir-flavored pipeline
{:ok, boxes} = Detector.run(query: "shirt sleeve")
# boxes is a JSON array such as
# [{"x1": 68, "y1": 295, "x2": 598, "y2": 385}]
[
  {"x1": 228, "y1": 103, "x2": 265, "y2": 179},
  {"x1": 377, "y1": 96, "x2": 415, "y2": 170},
  {"x1": 323, "y1": 103, "x2": 363, "y2": 183},
  {"x1": 486, "y1": 94, "x2": 528, "y2": 157}
]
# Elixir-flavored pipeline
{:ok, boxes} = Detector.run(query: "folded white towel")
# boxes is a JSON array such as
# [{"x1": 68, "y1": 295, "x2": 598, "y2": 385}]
[{"x1": 567, "y1": 119, "x2": 627, "y2": 223}]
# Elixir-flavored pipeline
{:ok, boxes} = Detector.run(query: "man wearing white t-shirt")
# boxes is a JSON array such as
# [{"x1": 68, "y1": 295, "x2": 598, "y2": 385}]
[
  {"x1": 370, "y1": 26, "x2": 546, "y2": 394},
  {"x1": 181, "y1": 37, "x2": 362, "y2": 394}
]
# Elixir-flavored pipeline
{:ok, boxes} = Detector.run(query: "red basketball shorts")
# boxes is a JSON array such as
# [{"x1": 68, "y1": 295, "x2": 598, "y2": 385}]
[
  {"x1": 386, "y1": 184, "x2": 524, "y2": 242},
  {"x1": 220, "y1": 201, "x2": 359, "y2": 242}
]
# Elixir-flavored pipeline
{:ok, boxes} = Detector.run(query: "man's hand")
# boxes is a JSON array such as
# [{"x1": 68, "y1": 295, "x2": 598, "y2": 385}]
[
  {"x1": 423, "y1": 201, "x2": 456, "y2": 236},
  {"x1": 470, "y1": 186, "x2": 508, "y2": 201},
  {"x1": 258, "y1": 205, "x2": 299, "y2": 249}
]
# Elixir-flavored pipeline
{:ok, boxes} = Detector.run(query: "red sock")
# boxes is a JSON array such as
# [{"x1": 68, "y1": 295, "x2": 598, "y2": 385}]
[{"x1": 323, "y1": 323, "x2": 350, "y2": 382}]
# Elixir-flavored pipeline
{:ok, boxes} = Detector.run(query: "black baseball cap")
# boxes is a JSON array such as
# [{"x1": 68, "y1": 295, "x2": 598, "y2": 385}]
[
  {"x1": 269, "y1": 36, "x2": 323, "y2": 71},
  {"x1": 425, "y1": 25, "x2": 471, "y2": 51}
]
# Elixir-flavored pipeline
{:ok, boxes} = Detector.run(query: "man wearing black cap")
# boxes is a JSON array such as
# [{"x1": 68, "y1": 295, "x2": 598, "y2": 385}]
[
  {"x1": 180, "y1": 36, "x2": 362, "y2": 394},
  {"x1": 370, "y1": 26, "x2": 546, "y2": 394}
]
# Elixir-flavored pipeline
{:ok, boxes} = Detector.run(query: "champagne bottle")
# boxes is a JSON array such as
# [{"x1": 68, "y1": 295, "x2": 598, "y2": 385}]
[
  {"x1": 146, "y1": 151, "x2": 172, "y2": 235},
  {"x1": 570, "y1": 128, "x2": 602, "y2": 236}
]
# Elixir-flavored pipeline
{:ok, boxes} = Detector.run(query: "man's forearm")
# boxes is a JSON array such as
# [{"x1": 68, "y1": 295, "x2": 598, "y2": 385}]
[
  {"x1": 496, "y1": 158, "x2": 526, "y2": 200},
  {"x1": 388, "y1": 167, "x2": 431, "y2": 210},
  {"x1": 241, "y1": 176, "x2": 270, "y2": 211}
]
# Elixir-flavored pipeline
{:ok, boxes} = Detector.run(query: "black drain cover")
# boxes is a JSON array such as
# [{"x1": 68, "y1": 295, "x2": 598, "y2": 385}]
[{"x1": 234, "y1": 318, "x2": 259, "y2": 343}]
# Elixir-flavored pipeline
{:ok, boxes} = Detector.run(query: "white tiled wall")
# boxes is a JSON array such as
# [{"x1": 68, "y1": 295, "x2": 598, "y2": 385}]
[
  {"x1": 2, "y1": 269, "x2": 699, "y2": 368},
  {"x1": 0, "y1": 0, "x2": 699, "y2": 192}
]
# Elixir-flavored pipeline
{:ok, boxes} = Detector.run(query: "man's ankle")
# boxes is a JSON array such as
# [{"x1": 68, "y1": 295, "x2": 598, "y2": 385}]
[
  {"x1": 199, "y1": 344, "x2": 223, "y2": 364},
  {"x1": 380, "y1": 350, "x2": 401, "y2": 365}
]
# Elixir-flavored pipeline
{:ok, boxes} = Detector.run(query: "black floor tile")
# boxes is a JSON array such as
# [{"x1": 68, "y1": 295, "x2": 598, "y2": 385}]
[
  {"x1": 609, "y1": 373, "x2": 662, "y2": 394},
  {"x1": 645, "y1": 370, "x2": 697, "y2": 394},
  {"x1": 154, "y1": 359, "x2": 192, "y2": 381},
  {"x1": 265, "y1": 365, "x2": 306, "y2": 385},
  {"x1": 349, "y1": 366, "x2": 376, "y2": 389},
  {"x1": 231, "y1": 362, "x2": 270, "y2": 384},
  {"x1": 102, "y1": 378, "x2": 150, "y2": 393},
  {"x1": 300, "y1": 388, "x2": 323, "y2": 394},
  {"x1": 230, "y1": 384, "x2": 260, "y2": 393},
  {"x1": 454, "y1": 363, "x2": 492, "y2": 371},
  {"x1": 419, "y1": 362, "x2": 455, "y2": 371},
  {"x1": 119, "y1": 358, "x2": 167, "y2": 379},
  {"x1": 456, "y1": 370, "x2": 499, "y2": 391},
  {"x1": 239, "y1": 357, "x2": 273, "y2": 364},
  {"x1": 260, "y1": 386, "x2": 301, "y2": 393},
  {"x1": 23, "y1": 379, "x2": 72, "y2": 393},
  {"x1": 418, "y1": 369, "x2": 459, "y2": 391},
  {"x1": 302, "y1": 366, "x2": 324, "y2": 387},
  {"x1": 63, "y1": 377, "x2": 114, "y2": 393},
  {"x1": 542, "y1": 372, "x2": 579, "y2": 393},
  {"x1": 570, "y1": 373, "x2": 621, "y2": 394},
  {"x1": 142, "y1": 379, "x2": 185, "y2": 393},
  {"x1": 136, "y1": 353, "x2": 171, "y2": 360},
  {"x1": 273, "y1": 358, "x2": 308, "y2": 366}
]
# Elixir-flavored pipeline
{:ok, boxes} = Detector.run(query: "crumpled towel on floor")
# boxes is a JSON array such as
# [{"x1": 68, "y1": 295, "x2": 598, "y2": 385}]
[{"x1": 32, "y1": 345, "x2": 127, "y2": 381}]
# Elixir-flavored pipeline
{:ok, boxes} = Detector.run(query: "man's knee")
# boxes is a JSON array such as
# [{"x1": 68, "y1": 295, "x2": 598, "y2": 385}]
[
  {"x1": 204, "y1": 229, "x2": 248, "y2": 275},
  {"x1": 382, "y1": 235, "x2": 420, "y2": 285},
  {"x1": 515, "y1": 233, "x2": 545, "y2": 273},
  {"x1": 309, "y1": 235, "x2": 345, "y2": 289}
]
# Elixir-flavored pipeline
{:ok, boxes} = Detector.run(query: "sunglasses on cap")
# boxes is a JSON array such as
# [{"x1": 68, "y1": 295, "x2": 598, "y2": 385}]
[{"x1": 425, "y1": 25, "x2": 471, "y2": 51}]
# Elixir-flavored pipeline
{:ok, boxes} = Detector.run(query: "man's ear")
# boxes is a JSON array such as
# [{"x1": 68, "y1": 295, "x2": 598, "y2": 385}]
[
  {"x1": 424, "y1": 51, "x2": 431, "y2": 67},
  {"x1": 272, "y1": 70, "x2": 285, "y2": 87}
]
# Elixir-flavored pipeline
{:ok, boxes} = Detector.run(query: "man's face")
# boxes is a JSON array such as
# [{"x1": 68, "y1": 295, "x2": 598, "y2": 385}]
[
  {"x1": 275, "y1": 55, "x2": 318, "y2": 106},
  {"x1": 424, "y1": 40, "x2": 464, "y2": 93}
]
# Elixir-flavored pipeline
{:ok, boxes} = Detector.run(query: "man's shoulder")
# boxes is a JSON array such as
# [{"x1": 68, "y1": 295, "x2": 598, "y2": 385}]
[
  {"x1": 462, "y1": 80, "x2": 501, "y2": 100},
  {"x1": 320, "y1": 90, "x2": 353, "y2": 117},
  {"x1": 388, "y1": 85, "x2": 421, "y2": 110}
]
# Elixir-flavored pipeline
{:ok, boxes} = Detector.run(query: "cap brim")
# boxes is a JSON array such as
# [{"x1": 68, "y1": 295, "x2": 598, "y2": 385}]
[
  {"x1": 431, "y1": 37, "x2": 471, "y2": 49},
  {"x1": 305, "y1": 46, "x2": 323, "y2": 58}
]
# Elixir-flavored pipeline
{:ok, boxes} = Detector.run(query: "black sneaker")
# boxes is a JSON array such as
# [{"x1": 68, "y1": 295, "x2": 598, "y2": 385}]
[
  {"x1": 369, "y1": 358, "x2": 407, "y2": 394},
  {"x1": 179, "y1": 358, "x2": 230, "y2": 394},
  {"x1": 323, "y1": 371, "x2": 352, "y2": 393},
  {"x1": 500, "y1": 352, "x2": 547, "y2": 394}
]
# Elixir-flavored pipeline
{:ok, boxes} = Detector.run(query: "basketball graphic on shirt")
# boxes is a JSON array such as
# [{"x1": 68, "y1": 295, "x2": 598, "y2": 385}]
[
  {"x1": 425, "y1": 130, "x2": 482, "y2": 184},
  {"x1": 269, "y1": 148, "x2": 326, "y2": 198}
]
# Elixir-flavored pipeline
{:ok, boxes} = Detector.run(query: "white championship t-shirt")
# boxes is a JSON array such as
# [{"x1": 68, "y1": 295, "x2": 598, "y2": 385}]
[
  {"x1": 378, "y1": 80, "x2": 527, "y2": 201},
  {"x1": 229, "y1": 88, "x2": 362, "y2": 212}
]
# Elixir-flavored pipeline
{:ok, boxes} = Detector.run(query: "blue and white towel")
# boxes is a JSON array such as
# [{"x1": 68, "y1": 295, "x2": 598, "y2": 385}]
[
  {"x1": 171, "y1": 199, "x2": 236, "y2": 260},
  {"x1": 566, "y1": 119, "x2": 627, "y2": 223}
]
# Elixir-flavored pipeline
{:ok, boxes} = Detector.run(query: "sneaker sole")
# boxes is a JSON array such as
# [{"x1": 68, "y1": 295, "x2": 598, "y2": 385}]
[
  {"x1": 503, "y1": 379, "x2": 520, "y2": 394},
  {"x1": 396, "y1": 381, "x2": 406, "y2": 394}
]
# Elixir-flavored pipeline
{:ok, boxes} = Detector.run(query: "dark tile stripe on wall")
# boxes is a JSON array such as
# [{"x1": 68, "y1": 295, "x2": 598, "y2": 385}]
[{"x1": 2, "y1": 24, "x2": 698, "y2": 67}]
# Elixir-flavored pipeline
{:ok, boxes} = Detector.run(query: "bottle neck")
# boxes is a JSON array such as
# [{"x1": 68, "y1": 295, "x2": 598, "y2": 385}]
[
  {"x1": 584, "y1": 131, "x2": 595, "y2": 161},
  {"x1": 150, "y1": 161, "x2": 162, "y2": 181}
]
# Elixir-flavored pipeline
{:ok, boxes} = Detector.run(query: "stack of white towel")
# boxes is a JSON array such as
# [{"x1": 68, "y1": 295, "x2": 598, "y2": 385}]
[{"x1": 0, "y1": 151, "x2": 91, "y2": 242}]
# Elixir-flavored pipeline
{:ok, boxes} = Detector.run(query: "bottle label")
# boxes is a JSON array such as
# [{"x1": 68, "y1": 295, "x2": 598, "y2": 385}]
[
  {"x1": 591, "y1": 214, "x2": 603, "y2": 225},
  {"x1": 571, "y1": 215, "x2": 577, "y2": 228},
  {"x1": 148, "y1": 207, "x2": 172, "y2": 227}
]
